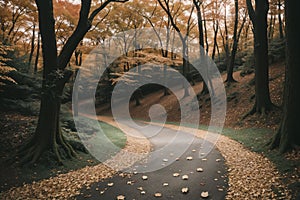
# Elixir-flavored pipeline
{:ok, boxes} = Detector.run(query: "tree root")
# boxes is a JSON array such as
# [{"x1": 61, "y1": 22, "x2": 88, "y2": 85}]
[
  {"x1": 15, "y1": 134, "x2": 78, "y2": 166},
  {"x1": 242, "y1": 102, "x2": 277, "y2": 120}
]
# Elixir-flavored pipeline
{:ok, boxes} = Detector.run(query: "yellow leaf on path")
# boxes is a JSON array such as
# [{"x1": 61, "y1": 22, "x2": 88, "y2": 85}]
[
  {"x1": 117, "y1": 195, "x2": 125, "y2": 200},
  {"x1": 201, "y1": 191, "x2": 209, "y2": 198},
  {"x1": 181, "y1": 187, "x2": 189, "y2": 194},
  {"x1": 154, "y1": 192, "x2": 162, "y2": 197}
]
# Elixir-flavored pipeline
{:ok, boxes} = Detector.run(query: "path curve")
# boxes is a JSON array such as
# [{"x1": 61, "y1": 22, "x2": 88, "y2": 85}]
[{"x1": 76, "y1": 119, "x2": 228, "y2": 200}]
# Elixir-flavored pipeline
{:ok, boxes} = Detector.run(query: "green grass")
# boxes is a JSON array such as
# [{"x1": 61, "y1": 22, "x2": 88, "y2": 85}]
[
  {"x1": 75, "y1": 116, "x2": 127, "y2": 149},
  {"x1": 98, "y1": 121, "x2": 127, "y2": 149}
]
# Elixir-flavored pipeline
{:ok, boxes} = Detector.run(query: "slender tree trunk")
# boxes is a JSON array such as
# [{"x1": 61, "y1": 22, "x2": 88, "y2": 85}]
[
  {"x1": 28, "y1": 23, "x2": 36, "y2": 70},
  {"x1": 223, "y1": 8, "x2": 230, "y2": 71},
  {"x1": 268, "y1": 14, "x2": 273, "y2": 41},
  {"x1": 34, "y1": 32, "x2": 40, "y2": 74},
  {"x1": 193, "y1": 0, "x2": 209, "y2": 95},
  {"x1": 211, "y1": 20, "x2": 218, "y2": 61},
  {"x1": 271, "y1": 14, "x2": 276, "y2": 40},
  {"x1": 202, "y1": 5, "x2": 209, "y2": 53},
  {"x1": 243, "y1": 21, "x2": 250, "y2": 50},
  {"x1": 270, "y1": 0, "x2": 300, "y2": 152},
  {"x1": 277, "y1": 0, "x2": 284, "y2": 39},
  {"x1": 182, "y1": 40, "x2": 190, "y2": 97},
  {"x1": 226, "y1": 0, "x2": 239, "y2": 83},
  {"x1": 226, "y1": 4, "x2": 246, "y2": 83}
]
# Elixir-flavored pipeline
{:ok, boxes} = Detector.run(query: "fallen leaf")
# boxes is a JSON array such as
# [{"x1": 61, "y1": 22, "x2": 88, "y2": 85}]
[
  {"x1": 216, "y1": 159, "x2": 221, "y2": 162},
  {"x1": 142, "y1": 175, "x2": 148, "y2": 180},
  {"x1": 182, "y1": 175, "x2": 189, "y2": 180},
  {"x1": 197, "y1": 168, "x2": 204, "y2": 172},
  {"x1": 173, "y1": 173, "x2": 180, "y2": 177},
  {"x1": 137, "y1": 187, "x2": 143, "y2": 191},
  {"x1": 117, "y1": 195, "x2": 125, "y2": 200},
  {"x1": 107, "y1": 182, "x2": 114, "y2": 187},
  {"x1": 163, "y1": 159, "x2": 168, "y2": 162},
  {"x1": 127, "y1": 181, "x2": 133, "y2": 185},
  {"x1": 154, "y1": 192, "x2": 162, "y2": 197},
  {"x1": 186, "y1": 156, "x2": 193, "y2": 160},
  {"x1": 141, "y1": 191, "x2": 146, "y2": 195},
  {"x1": 163, "y1": 183, "x2": 169, "y2": 186},
  {"x1": 201, "y1": 191, "x2": 209, "y2": 198},
  {"x1": 181, "y1": 187, "x2": 189, "y2": 194}
]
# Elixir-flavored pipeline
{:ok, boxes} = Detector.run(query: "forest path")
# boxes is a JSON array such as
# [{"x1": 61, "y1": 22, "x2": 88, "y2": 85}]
[{"x1": 75, "y1": 118, "x2": 228, "y2": 200}]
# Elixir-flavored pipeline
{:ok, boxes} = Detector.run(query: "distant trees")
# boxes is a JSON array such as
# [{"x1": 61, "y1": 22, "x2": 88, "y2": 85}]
[
  {"x1": 157, "y1": 0, "x2": 196, "y2": 97},
  {"x1": 245, "y1": 0, "x2": 273, "y2": 116},
  {"x1": 270, "y1": 0, "x2": 300, "y2": 152}
]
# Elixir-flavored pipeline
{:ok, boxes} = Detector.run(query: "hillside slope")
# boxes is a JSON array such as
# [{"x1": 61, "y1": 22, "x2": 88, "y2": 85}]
[{"x1": 97, "y1": 61, "x2": 285, "y2": 130}]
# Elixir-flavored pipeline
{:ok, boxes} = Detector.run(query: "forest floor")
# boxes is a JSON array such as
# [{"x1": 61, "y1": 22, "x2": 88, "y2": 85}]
[
  {"x1": 0, "y1": 61, "x2": 299, "y2": 199},
  {"x1": 95, "y1": 61, "x2": 299, "y2": 199}
]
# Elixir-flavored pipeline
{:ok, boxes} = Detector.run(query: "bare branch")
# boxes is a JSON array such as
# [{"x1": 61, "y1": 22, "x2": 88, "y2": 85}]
[{"x1": 246, "y1": 0, "x2": 255, "y2": 25}]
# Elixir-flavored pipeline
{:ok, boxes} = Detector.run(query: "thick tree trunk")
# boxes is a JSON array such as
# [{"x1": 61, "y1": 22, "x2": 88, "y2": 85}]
[
  {"x1": 245, "y1": 0, "x2": 273, "y2": 116},
  {"x1": 270, "y1": 0, "x2": 300, "y2": 152},
  {"x1": 19, "y1": 0, "x2": 76, "y2": 164},
  {"x1": 20, "y1": 85, "x2": 75, "y2": 164},
  {"x1": 253, "y1": 0, "x2": 272, "y2": 114}
]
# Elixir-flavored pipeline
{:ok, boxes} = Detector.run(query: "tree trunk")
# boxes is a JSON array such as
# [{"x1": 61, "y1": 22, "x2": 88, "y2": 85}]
[
  {"x1": 277, "y1": 0, "x2": 284, "y2": 39},
  {"x1": 194, "y1": 0, "x2": 209, "y2": 95},
  {"x1": 34, "y1": 32, "x2": 40, "y2": 74},
  {"x1": 246, "y1": 0, "x2": 273, "y2": 116},
  {"x1": 226, "y1": 3, "x2": 246, "y2": 83},
  {"x1": 182, "y1": 41, "x2": 190, "y2": 97},
  {"x1": 28, "y1": 23, "x2": 36, "y2": 71},
  {"x1": 270, "y1": 0, "x2": 300, "y2": 152},
  {"x1": 268, "y1": 14, "x2": 273, "y2": 41},
  {"x1": 226, "y1": 0, "x2": 239, "y2": 83},
  {"x1": 19, "y1": 0, "x2": 76, "y2": 164},
  {"x1": 211, "y1": 20, "x2": 218, "y2": 61},
  {"x1": 202, "y1": 5, "x2": 209, "y2": 53},
  {"x1": 253, "y1": 0, "x2": 272, "y2": 114}
]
